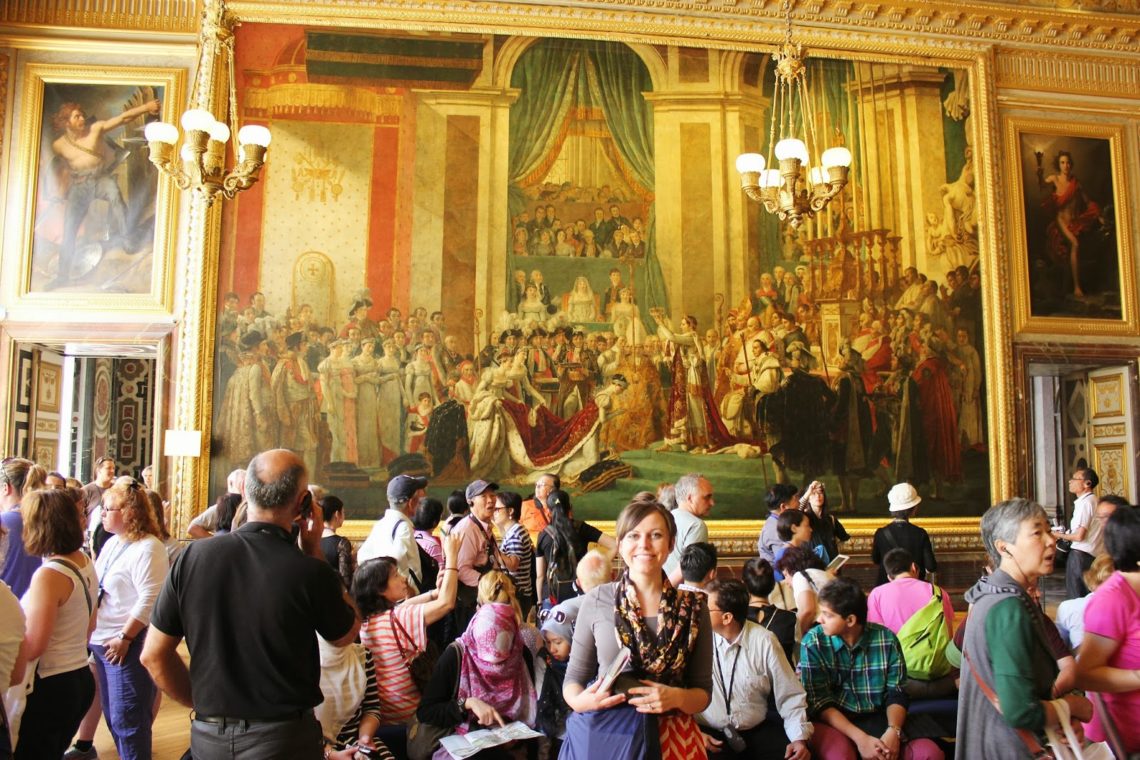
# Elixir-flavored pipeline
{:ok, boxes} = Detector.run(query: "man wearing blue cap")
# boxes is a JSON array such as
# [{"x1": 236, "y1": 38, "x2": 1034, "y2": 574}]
[{"x1": 357, "y1": 474, "x2": 428, "y2": 590}]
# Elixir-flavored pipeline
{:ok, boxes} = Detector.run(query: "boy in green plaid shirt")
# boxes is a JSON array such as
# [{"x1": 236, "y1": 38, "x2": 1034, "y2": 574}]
[{"x1": 799, "y1": 577, "x2": 945, "y2": 759}]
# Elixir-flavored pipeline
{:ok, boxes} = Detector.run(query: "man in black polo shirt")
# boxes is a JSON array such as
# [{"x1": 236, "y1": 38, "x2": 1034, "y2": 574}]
[{"x1": 142, "y1": 449, "x2": 359, "y2": 759}]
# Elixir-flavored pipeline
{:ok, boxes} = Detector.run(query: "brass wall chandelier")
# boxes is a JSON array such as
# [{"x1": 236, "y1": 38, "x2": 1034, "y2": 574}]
[
  {"x1": 736, "y1": 0, "x2": 851, "y2": 228},
  {"x1": 144, "y1": 0, "x2": 270, "y2": 205}
]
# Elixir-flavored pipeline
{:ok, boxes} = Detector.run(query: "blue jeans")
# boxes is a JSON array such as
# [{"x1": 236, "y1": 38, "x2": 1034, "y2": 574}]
[{"x1": 91, "y1": 631, "x2": 156, "y2": 760}]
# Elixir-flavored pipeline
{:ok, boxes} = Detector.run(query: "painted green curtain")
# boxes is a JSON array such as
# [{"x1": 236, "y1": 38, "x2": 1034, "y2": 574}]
[{"x1": 507, "y1": 38, "x2": 668, "y2": 330}]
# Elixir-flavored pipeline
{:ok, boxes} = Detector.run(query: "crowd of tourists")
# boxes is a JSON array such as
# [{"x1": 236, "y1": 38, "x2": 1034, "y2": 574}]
[{"x1": 1, "y1": 454, "x2": 1138, "y2": 760}]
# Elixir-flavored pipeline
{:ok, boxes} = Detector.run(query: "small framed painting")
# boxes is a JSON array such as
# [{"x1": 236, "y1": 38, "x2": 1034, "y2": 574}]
[
  {"x1": 1005, "y1": 116, "x2": 1137, "y2": 336},
  {"x1": 6, "y1": 63, "x2": 185, "y2": 316}
]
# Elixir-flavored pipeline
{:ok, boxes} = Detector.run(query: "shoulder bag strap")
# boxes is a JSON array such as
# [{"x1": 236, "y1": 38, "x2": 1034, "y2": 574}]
[
  {"x1": 391, "y1": 519, "x2": 423, "y2": 589},
  {"x1": 962, "y1": 649, "x2": 1054, "y2": 759},
  {"x1": 45, "y1": 557, "x2": 93, "y2": 616},
  {"x1": 387, "y1": 609, "x2": 414, "y2": 662}
]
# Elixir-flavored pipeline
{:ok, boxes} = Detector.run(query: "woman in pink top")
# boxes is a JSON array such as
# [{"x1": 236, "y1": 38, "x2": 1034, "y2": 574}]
[
  {"x1": 1077, "y1": 506, "x2": 1140, "y2": 752},
  {"x1": 354, "y1": 531, "x2": 459, "y2": 725}
]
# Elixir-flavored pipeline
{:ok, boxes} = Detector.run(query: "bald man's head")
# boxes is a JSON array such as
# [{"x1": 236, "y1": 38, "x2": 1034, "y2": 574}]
[
  {"x1": 245, "y1": 449, "x2": 307, "y2": 512},
  {"x1": 226, "y1": 468, "x2": 246, "y2": 496}
]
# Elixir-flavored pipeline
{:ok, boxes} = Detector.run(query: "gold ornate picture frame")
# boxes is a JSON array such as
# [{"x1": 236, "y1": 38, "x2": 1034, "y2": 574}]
[
  {"x1": 1004, "y1": 116, "x2": 1138, "y2": 337},
  {"x1": 4, "y1": 63, "x2": 185, "y2": 319}
]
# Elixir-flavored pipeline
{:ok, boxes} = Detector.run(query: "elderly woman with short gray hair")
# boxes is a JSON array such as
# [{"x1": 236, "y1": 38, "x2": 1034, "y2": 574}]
[{"x1": 956, "y1": 498, "x2": 1092, "y2": 758}]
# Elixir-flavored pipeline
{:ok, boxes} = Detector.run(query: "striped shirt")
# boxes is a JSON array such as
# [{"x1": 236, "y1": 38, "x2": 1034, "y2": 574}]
[
  {"x1": 800, "y1": 622, "x2": 908, "y2": 718},
  {"x1": 361, "y1": 603, "x2": 427, "y2": 725},
  {"x1": 500, "y1": 522, "x2": 535, "y2": 600},
  {"x1": 334, "y1": 649, "x2": 387, "y2": 752}
]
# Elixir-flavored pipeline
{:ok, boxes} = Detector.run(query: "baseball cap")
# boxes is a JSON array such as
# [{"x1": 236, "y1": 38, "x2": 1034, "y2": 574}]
[
  {"x1": 465, "y1": 479, "x2": 499, "y2": 502},
  {"x1": 387, "y1": 474, "x2": 428, "y2": 505}
]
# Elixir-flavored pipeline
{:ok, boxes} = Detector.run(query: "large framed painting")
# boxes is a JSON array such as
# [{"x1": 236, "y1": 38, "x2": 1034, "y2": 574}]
[
  {"x1": 4, "y1": 63, "x2": 184, "y2": 316},
  {"x1": 191, "y1": 11, "x2": 1009, "y2": 536},
  {"x1": 1005, "y1": 117, "x2": 1138, "y2": 336}
]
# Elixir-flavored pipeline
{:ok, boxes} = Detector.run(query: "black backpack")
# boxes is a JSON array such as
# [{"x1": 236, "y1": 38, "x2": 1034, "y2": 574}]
[
  {"x1": 542, "y1": 526, "x2": 578, "y2": 603},
  {"x1": 392, "y1": 521, "x2": 439, "y2": 591}
]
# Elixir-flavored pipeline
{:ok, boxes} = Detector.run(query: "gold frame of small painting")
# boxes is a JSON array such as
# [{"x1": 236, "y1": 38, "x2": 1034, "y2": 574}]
[
  {"x1": 1004, "y1": 115, "x2": 1139, "y2": 337},
  {"x1": 4, "y1": 62, "x2": 185, "y2": 319}
]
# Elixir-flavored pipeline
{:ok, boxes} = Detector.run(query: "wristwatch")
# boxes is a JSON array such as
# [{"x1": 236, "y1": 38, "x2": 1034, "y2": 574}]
[
  {"x1": 117, "y1": 631, "x2": 134, "y2": 641},
  {"x1": 888, "y1": 725, "x2": 903, "y2": 739},
  {"x1": 456, "y1": 697, "x2": 467, "y2": 713}
]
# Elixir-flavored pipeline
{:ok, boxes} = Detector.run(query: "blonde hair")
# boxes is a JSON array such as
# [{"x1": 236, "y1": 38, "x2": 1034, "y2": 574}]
[
  {"x1": 576, "y1": 549, "x2": 612, "y2": 592},
  {"x1": 1085, "y1": 554, "x2": 1115, "y2": 592},
  {"x1": 104, "y1": 478, "x2": 160, "y2": 540},
  {"x1": 477, "y1": 570, "x2": 523, "y2": 623}
]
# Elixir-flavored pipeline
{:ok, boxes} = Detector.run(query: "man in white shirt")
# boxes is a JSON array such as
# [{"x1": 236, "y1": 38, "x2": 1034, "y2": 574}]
[
  {"x1": 1055, "y1": 467, "x2": 1099, "y2": 599},
  {"x1": 698, "y1": 578, "x2": 812, "y2": 760},
  {"x1": 357, "y1": 474, "x2": 426, "y2": 591},
  {"x1": 664, "y1": 473, "x2": 714, "y2": 587}
]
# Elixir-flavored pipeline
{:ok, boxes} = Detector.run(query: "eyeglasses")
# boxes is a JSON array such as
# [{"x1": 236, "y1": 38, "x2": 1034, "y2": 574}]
[{"x1": 102, "y1": 505, "x2": 123, "y2": 512}]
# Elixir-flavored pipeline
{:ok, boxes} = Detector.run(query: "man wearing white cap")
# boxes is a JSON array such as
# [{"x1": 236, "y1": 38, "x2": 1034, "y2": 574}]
[
  {"x1": 357, "y1": 474, "x2": 427, "y2": 591},
  {"x1": 869, "y1": 483, "x2": 937, "y2": 587}
]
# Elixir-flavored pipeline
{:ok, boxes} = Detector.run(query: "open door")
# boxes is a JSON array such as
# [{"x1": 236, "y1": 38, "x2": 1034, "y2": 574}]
[{"x1": 1087, "y1": 366, "x2": 1137, "y2": 501}]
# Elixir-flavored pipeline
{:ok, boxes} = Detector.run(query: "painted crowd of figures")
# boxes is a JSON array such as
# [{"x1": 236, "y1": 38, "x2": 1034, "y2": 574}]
[{"x1": 211, "y1": 256, "x2": 986, "y2": 509}]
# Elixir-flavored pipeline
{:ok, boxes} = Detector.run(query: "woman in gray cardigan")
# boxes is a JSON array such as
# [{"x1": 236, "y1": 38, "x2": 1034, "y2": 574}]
[
  {"x1": 956, "y1": 498, "x2": 1092, "y2": 758},
  {"x1": 561, "y1": 497, "x2": 713, "y2": 759}
]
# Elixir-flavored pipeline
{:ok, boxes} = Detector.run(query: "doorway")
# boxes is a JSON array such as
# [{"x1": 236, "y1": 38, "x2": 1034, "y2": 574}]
[
  {"x1": 1026, "y1": 358, "x2": 1138, "y2": 522},
  {"x1": 7, "y1": 341, "x2": 161, "y2": 483}
]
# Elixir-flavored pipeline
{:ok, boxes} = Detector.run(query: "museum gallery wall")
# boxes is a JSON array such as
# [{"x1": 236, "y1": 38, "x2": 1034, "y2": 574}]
[{"x1": 209, "y1": 24, "x2": 988, "y2": 520}]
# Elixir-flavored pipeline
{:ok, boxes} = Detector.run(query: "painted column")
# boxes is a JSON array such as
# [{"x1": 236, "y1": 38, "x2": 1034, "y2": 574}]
[{"x1": 410, "y1": 87, "x2": 519, "y2": 353}]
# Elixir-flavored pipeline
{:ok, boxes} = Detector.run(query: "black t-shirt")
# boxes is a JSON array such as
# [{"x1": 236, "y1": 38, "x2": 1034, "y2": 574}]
[
  {"x1": 150, "y1": 522, "x2": 356, "y2": 718},
  {"x1": 536, "y1": 521, "x2": 602, "y2": 603},
  {"x1": 870, "y1": 520, "x2": 937, "y2": 587},
  {"x1": 746, "y1": 604, "x2": 798, "y2": 665},
  {"x1": 535, "y1": 520, "x2": 602, "y2": 570}
]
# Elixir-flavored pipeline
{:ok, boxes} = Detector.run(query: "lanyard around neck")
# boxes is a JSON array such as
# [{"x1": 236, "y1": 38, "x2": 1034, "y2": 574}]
[{"x1": 714, "y1": 640, "x2": 742, "y2": 719}]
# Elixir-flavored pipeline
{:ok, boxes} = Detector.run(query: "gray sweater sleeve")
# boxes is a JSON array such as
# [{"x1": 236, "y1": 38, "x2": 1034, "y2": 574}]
[
  {"x1": 565, "y1": 583, "x2": 614, "y2": 689},
  {"x1": 564, "y1": 582, "x2": 713, "y2": 699}
]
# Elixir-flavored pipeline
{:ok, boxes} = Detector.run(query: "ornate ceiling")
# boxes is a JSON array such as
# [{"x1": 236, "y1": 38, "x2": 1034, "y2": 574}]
[{"x1": 3, "y1": 0, "x2": 1140, "y2": 54}]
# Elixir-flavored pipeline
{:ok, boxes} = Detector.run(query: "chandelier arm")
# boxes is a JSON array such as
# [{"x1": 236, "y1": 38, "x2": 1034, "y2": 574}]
[
  {"x1": 765, "y1": 61, "x2": 781, "y2": 184},
  {"x1": 797, "y1": 74, "x2": 822, "y2": 190},
  {"x1": 155, "y1": 159, "x2": 193, "y2": 191},
  {"x1": 225, "y1": 29, "x2": 240, "y2": 157}
]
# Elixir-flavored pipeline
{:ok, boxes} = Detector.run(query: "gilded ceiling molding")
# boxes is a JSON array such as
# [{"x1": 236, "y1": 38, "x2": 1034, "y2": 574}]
[
  {"x1": 5, "y1": 0, "x2": 1140, "y2": 55},
  {"x1": 0, "y1": 0, "x2": 199, "y2": 33},
  {"x1": 224, "y1": 0, "x2": 1140, "y2": 55},
  {"x1": 995, "y1": 46, "x2": 1140, "y2": 98}
]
